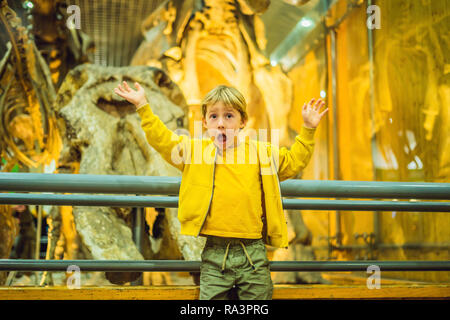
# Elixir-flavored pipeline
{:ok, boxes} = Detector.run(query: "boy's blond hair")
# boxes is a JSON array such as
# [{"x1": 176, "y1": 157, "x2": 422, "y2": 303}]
[{"x1": 201, "y1": 85, "x2": 248, "y2": 122}]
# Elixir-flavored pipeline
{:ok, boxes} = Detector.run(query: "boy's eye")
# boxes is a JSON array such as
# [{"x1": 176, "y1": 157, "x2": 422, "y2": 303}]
[
  {"x1": 226, "y1": 113, "x2": 233, "y2": 118},
  {"x1": 210, "y1": 114, "x2": 216, "y2": 119}
]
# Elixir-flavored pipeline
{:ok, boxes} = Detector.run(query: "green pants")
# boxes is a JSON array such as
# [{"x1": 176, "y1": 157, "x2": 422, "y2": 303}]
[{"x1": 199, "y1": 236, "x2": 273, "y2": 300}]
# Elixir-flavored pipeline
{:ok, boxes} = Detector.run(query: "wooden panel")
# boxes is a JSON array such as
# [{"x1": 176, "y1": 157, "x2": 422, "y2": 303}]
[
  {"x1": 0, "y1": 284, "x2": 448, "y2": 300},
  {"x1": 0, "y1": 286, "x2": 199, "y2": 300},
  {"x1": 272, "y1": 284, "x2": 450, "y2": 300}
]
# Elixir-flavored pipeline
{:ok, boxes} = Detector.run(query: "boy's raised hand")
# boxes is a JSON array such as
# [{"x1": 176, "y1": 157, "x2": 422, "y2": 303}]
[
  {"x1": 114, "y1": 81, "x2": 148, "y2": 108},
  {"x1": 302, "y1": 98, "x2": 328, "y2": 129}
]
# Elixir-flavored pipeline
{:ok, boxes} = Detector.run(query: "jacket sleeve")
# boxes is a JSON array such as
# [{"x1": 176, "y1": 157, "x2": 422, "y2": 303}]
[
  {"x1": 271, "y1": 126, "x2": 316, "y2": 181},
  {"x1": 136, "y1": 103, "x2": 189, "y2": 172}
]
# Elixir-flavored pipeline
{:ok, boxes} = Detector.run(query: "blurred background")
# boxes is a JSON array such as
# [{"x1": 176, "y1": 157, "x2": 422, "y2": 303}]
[{"x1": 0, "y1": 0, "x2": 448, "y2": 287}]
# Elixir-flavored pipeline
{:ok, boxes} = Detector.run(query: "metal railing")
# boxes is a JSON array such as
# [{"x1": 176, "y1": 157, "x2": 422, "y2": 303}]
[
  {"x1": 1, "y1": 260, "x2": 449, "y2": 272},
  {"x1": 1, "y1": 172, "x2": 449, "y2": 273}
]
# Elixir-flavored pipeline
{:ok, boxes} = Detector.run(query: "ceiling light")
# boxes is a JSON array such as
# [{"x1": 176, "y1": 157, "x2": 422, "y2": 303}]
[
  {"x1": 299, "y1": 18, "x2": 313, "y2": 28},
  {"x1": 23, "y1": 1, "x2": 34, "y2": 9}
]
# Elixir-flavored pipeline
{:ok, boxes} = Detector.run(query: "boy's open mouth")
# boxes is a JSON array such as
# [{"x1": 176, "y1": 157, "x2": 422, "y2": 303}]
[{"x1": 216, "y1": 133, "x2": 227, "y2": 144}]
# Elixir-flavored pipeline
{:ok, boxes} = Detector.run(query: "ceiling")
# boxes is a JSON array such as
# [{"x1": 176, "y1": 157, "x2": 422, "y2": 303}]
[
  {"x1": 69, "y1": 0, "x2": 330, "y2": 67},
  {"x1": 261, "y1": 0, "x2": 321, "y2": 56},
  {"x1": 70, "y1": 0, "x2": 166, "y2": 66}
]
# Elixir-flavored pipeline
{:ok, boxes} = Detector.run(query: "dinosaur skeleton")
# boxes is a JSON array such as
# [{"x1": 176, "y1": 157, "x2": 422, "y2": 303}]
[
  {"x1": 27, "y1": 0, "x2": 93, "y2": 88},
  {"x1": 0, "y1": 0, "x2": 61, "y2": 171},
  {"x1": 0, "y1": 0, "x2": 93, "y2": 286},
  {"x1": 132, "y1": 0, "x2": 294, "y2": 146},
  {"x1": 0, "y1": 0, "x2": 92, "y2": 172}
]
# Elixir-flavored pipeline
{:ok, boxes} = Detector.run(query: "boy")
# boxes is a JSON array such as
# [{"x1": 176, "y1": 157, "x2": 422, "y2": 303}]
[{"x1": 114, "y1": 82, "x2": 327, "y2": 299}]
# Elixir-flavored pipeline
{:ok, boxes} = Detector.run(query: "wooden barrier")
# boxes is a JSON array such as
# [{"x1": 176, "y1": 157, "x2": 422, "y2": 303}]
[{"x1": 1, "y1": 284, "x2": 449, "y2": 300}]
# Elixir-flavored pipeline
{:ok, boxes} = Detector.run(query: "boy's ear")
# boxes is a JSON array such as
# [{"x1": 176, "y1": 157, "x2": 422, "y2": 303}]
[
  {"x1": 240, "y1": 118, "x2": 247, "y2": 129},
  {"x1": 202, "y1": 117, "x2": 207, "y2": 129}
]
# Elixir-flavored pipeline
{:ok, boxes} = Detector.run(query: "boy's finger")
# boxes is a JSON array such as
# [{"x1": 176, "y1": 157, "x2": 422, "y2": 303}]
[
  {"x1": 319, "y1": 108, "x2": 329, "y2": 117},
  {"x1": 123, "y1": 81, "x2": 131, "y2": 92},
  {"x1": 317, "y1": 101, "x2": 325, "y2": 110},
  {"x1": 116, "y1": 84, "x2": 125, "y2": 93},
  {"x1": 114, "y1": 89, "x2": 125, "y2": 99},
  {"x1": 313, "y1": 99, "x2": 322, "y2": 109},
  {"x1": 135, "y1": 82, "x2": 141, "y2": 90}
]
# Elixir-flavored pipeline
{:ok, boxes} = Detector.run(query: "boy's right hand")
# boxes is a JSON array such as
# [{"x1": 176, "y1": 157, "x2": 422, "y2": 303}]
[{"x1": 114, "y1": 81, "x2": 148, "y2": 108}]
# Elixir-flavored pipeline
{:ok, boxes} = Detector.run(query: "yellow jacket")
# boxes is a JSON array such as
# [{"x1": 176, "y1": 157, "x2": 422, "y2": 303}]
[{"x1": 137, "y1": 104, "x2": 316, "y2": 248}]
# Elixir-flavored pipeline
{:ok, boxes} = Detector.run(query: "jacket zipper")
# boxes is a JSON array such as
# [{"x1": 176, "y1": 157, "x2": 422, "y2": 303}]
[
  {"x1": 271, "y1": 152, "x2": 283, "y2": 203},
  {"x1": 197, "y1": 147, "x2": 218, "y2": 237},
  {"x1": 272, "y1": 151, "x2": 288, "y2": 248}
]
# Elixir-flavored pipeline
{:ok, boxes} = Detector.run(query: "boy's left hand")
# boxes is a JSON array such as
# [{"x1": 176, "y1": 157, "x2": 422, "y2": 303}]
[{"x1": 302, "y1": 98, "x2": 328, "y2": 129}]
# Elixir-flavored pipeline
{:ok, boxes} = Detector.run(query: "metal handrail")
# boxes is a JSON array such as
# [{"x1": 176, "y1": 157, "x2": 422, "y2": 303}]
[
  {"x1": 0, "y1": 193, "x2": 449, "y2": 212},
  {"x1": 1, "y1": 173, "x2": 449, "y2": 273},
  {"x1": 1, "y1": 173, "x2": 450, "y2": 199},
  {"x1": 1, "y1": 259, "x2": 449, "y2": 272}
]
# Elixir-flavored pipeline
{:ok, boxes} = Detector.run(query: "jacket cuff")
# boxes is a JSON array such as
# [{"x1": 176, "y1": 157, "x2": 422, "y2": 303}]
[
  {"x1": 136, "y1": 103, "x2": 152, "y2": 117},
  {"x1": 299, "y1": 125, "x2": 316, "y2": 143}
]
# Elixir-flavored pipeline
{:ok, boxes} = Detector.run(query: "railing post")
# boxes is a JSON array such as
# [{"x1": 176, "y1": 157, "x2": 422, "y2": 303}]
[{"x1": 132, "y1": 206, "x2": 144, "y2": 286}]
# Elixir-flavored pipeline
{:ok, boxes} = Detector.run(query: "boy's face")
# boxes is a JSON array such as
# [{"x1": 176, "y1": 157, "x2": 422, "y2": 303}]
[{"x1": 203, "y1": 101, "x2": 247, "y2": 150}]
